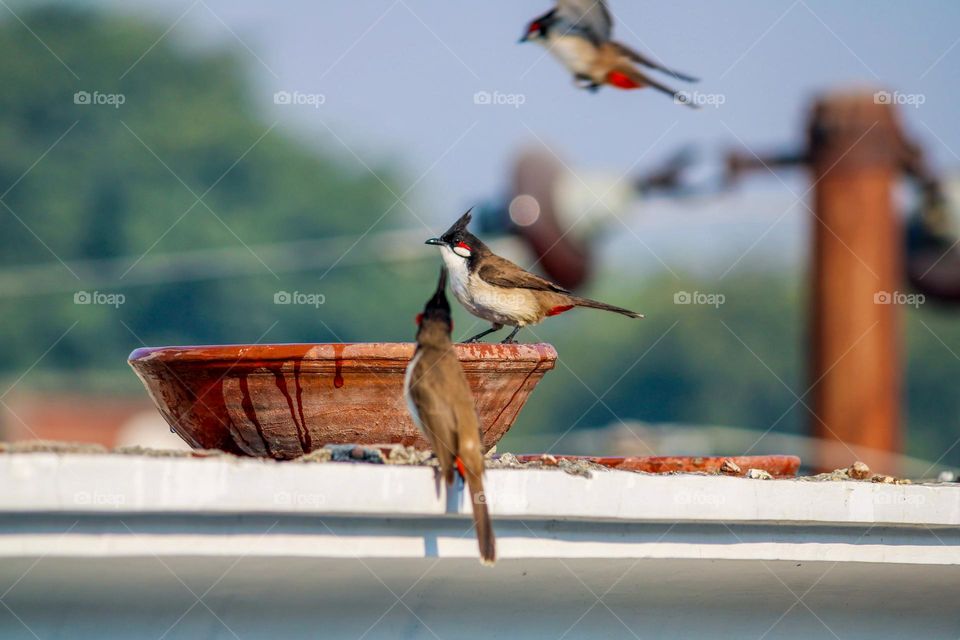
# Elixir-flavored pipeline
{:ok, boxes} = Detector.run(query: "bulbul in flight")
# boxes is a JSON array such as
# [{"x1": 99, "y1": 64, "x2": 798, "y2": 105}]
[
  {"x1": 404, "y1": 267, "x2": 496, "y2": 565},
  {"x1": 426, "y1": 210, "x2": 643, "y2": 344},
  {"x1": 520, "y1": 0, "x2": 698, "y2": 106}
]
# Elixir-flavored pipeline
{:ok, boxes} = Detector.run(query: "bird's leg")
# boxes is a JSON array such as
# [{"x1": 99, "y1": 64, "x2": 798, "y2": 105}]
[
  {"x1": 574, "y1": 74, "x2": 600, "y2": 92},
  {"x1": 465, "y1": 324, "x2": 503, "y2": 343},
  {"x1": 500, "y1": 326, "x2": 522, "y2": 344}
]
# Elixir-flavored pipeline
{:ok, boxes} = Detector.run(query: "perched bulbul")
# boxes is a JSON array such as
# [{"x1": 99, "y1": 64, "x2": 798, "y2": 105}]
[
  {"x1": 404, "y1": 267, "x2": 496, "y2": 565},
  {"x1": 426, "y1": 211, "x2": 643, "y2": 344},
  {"x1": 520, "y1": 0, "x2": 698, "y2": 106}
]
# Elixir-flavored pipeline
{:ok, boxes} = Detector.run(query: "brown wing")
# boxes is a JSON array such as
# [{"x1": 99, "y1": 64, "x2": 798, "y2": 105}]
[
  {"x1": 556, "y1": 0, "x2": 613, "y2": 43},
  {"x1": 609, "y1": 42, "x2": 699, "y2": 83},
  {"x1": 441, "y1": 353, "x2": 495, "y2": 565},
  {"x1": 408, "y1": 349, "x2": 462, "y2": 485},
  {"x1": 409, "y1": 347, "x2": 495, "y2": 564},
  {"x1": 477, "y1": 255, "x2": 570, "y2": 294}
]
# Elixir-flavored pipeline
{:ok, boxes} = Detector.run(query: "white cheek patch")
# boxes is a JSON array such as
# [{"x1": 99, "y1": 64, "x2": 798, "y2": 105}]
[{"x1": 453, "y1": 245, "x2": 472, "y2": 258}]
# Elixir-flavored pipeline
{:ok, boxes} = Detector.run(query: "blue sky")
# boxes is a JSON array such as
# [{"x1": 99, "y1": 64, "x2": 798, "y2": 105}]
[{"x1": 81, "y1": 0, "x2": 960, "y2": 270}]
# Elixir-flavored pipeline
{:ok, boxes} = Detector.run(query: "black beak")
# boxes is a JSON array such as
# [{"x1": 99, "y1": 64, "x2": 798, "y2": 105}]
[
  {"x1": 518, "y1": 33, "x2": 529, "y2": 44},
  {"x1": 425, "y1": 238, "x2": 444, "y2": 246}
]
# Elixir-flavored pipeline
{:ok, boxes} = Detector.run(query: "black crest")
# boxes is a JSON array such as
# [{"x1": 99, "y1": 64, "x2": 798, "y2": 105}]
[
  {"x1": 440, "y1": 209, "x2": 473, "y2": 244},
  {"x1": 421, "y1": 266, "x2": 452, "y2": 328}
]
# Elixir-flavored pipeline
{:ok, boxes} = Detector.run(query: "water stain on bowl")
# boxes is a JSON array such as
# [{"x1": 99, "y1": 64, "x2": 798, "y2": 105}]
[{"x1": 129, "y1": 342, "x2": 557, "y2": 460}]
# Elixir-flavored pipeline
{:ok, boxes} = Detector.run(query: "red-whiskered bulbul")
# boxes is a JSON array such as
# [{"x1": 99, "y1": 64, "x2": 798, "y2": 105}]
[
  {"x1": 426, "y1": 210, "x2": 643, "y2": 344},
  {"x1": 520, "y1": 0, "x2": 698, "y2": 106},
  {"x1": 404, "y1": 267, "x2": 496, "y2": 565}
]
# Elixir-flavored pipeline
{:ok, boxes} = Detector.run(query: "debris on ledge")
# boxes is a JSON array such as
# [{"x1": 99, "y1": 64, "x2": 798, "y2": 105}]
[
  {"x1": 0, "y1": 442, "x2": 946, "y2": 484},
  {"x1": 486, "y1": 452, "x2": 608, "y2": 478},
  {"x1": 0, "y1": 440, "x2": 227, "y2": 458},
  {"x1": 800, "y1": 460, "x2": 913, "y2": 485},
  {"x1": 719, "y1": 459, "x2": 742, "y2": 475}
]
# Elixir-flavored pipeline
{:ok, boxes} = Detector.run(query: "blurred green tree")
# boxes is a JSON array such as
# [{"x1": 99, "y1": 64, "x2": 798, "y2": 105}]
[{"x1": 0, "y1": 5, "x2": 422, "y2": 381}]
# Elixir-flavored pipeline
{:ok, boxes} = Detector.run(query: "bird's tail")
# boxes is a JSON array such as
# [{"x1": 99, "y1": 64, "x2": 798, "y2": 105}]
[
  {"x1": 458, "y1": 455, "x2": 496, "y2": 566},
  {"x1": 612, "y1": 42, "x2": 700, "y2": 83},
  {"x1": 573, "y1": 296, "x2": 644, "y2": 319},
  {"x1": 607, "y1": 65, "x2": 700, "y2": 110}
]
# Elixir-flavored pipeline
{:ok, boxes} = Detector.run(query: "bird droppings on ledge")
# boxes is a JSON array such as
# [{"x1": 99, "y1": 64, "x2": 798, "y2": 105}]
[
  {"x1": 113, "y1": 445, "x2": 230, "y2": 458},
  {"x1": 294, "y1": 447, "x2": 604, "y2": 477},
  {"x1": 486, "y1": 452, "x2": 608, "y2": 478},
  {"x1": 295, "y1": 448, "x2": 334, "y2": 463},
  {"x1": 746, "y1": 468, "x2": 774, "y2": 480},
  {"x1": 849, "y1": 460, "x2": 872, "y2": 480},
  {"x1": 294, "y1": 445, "x2": 385, "y2": 464},
  {"x1": 800, "y1": 460, "x2": 913, "y2": 485},
  {"x1": 720, "y1": 459, "x2": 742, "y2": 475},
  {"x1": 0, "y1": 442, "x2": 946, "y2": 484},
  {"x1": 0, "y1": 441, "x2": 234, "y2": 458},
  {"x1": 385, "y1": 445, "x2": 436, "y2": 466},
  {"x1": 0, "y1": 440, "x2": 110, "y2": 455}
]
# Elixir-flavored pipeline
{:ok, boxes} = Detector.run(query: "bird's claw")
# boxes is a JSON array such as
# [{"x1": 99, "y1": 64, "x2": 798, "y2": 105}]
[
  {"x1": 500, "y1": 338, "x2": 518, "y2": 345},
  {"x1": 574, "y1": 75, "x2": 600, "y2": 92}
]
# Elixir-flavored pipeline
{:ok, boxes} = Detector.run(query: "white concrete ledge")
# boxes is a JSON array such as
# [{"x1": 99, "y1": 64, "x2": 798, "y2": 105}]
[
  {"x1": 1, "y1": 453, "x2": 959, "y2": 566},
  {"x1": 1, "y1": 453, "x2": 958, "y2": 527}
]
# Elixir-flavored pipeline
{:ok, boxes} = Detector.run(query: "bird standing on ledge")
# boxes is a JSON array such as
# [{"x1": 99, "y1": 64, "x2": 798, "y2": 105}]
[
  {"x1": 426, "y1": 210, "x2": 643, "y2": 344},
  {"x1": 520, "y1": 0, "x2": 698, "y2": 106},
  {"x1": 404, "y1": 268, "x2": 496, "y2": 565}
]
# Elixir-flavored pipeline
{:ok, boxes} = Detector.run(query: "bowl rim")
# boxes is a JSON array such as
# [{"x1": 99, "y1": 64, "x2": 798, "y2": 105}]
[{"x1": 128, "y1": 342, "x2": 559, "y2": 366}]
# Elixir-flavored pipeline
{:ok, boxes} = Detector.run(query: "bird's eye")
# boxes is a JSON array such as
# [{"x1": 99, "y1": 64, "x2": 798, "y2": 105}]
[
  {"x1": 453, "y1": 241, "x2": 472, "y2": 258},
  {"x1": 415, "y1": 313, "x2": 424, "y2": 325}
]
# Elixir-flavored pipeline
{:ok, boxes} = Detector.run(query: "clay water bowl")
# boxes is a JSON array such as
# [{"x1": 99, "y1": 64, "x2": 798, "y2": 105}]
[{"x1": 129, "y1": 343, "x2": 557, "y2": 460}]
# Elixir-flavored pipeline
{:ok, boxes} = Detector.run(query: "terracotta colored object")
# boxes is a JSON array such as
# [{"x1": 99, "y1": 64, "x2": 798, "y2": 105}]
[
  {"x1": 129, "y1": 343, "x2": 557, "y2": 460},
  {"x1": 515, "y1": 454, "x2": 801, "y2": 478},
  {"x1": 807, "y1": 94, "x2": 904, "y2": 473}
]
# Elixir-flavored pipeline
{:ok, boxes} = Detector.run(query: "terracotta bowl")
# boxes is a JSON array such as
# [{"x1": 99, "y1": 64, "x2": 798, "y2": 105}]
[{"x1": 129, "y1": 343, "x2": 557, "y2": 460}]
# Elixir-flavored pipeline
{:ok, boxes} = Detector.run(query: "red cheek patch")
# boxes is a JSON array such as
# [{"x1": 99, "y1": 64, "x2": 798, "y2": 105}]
[
  {"x1": 606, "y1": 71, "x2": 641, "y2": 90},
  {"x1": 415, "y1": 313, "x2": 424, "y2": 325},
  {"x1": 547, "y1": 305, "x2": 575, "y2": 317}
]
